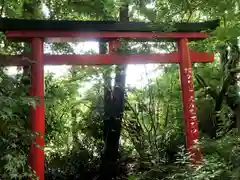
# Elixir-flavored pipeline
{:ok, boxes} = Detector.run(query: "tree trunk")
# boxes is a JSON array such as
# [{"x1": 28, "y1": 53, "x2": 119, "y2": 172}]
[
  {"x1": 21, "y1": 1, "x2": 42, "y2": 128},
  {"x1": 205, "y1": 40, "x2": 240, "y2": 138},
  {"x1": 98, "y1": 41, "x2": 113, "y2": 180},
  {"x1": 97, "y1": 4, "x2": 129, "y2": 180},
  {"x1": 225, "y1": 39, "x2": 240, "y2": 133},
  {"x1": 21, "y1": 0, "x2": 43, "y2": 89}
]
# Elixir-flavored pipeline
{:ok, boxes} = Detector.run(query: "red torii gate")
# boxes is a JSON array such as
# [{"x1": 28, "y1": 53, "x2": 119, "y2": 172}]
[{"x1": 0, "y1": 18, "x2": 219, "y2": 180}]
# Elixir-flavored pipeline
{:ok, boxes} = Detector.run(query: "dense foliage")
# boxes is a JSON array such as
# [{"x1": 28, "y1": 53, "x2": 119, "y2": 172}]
[{"x1": 0, "y1": 0, "x2": 239, "y2": 179}]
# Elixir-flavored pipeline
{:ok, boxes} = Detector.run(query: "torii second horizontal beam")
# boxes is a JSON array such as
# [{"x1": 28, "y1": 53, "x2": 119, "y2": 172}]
[{"x1": 0, "y1": 51, "x2": 213, "y2": 66}]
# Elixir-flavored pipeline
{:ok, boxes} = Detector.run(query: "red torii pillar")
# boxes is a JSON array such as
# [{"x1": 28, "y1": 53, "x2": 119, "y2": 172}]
[
  {"x1": 3, "y1": 30, "x2": 214, "y2": 179},
  {"x1": 29, "y1": 38, "x2": 45, "y2": 179},
  {"x1": 178, "y1": 38, "x2": 202, "y2": 162}
]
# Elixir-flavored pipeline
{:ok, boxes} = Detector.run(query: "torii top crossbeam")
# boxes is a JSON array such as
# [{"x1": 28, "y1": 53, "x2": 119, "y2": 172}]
[
  {"x1": 0, "y1": 18, "x2": 219, "y2": 41},
  {"x1": 0, "y1": 18, "x2": 219, "y2": 180}
]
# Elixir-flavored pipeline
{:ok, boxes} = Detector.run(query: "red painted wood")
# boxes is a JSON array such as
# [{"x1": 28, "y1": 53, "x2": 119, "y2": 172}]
[
  {"x1": 109, "y1": 40, "x2": 121, "y2": 53},
  {"x1": 178, "y1": 38, "x2": 202, "y2": 164},
  {"x1": 29, "y1": 38, "x2": 45, "y2": 180},
  {"x1": 6, "y1": 31, "x2": 208, "y2": 42},
  {"x1": 0, "y1": 52, "x2": 213, "y2": 66}
]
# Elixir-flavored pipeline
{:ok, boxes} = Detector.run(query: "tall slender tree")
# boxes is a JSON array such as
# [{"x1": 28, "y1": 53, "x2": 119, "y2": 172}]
[{"x1": 97, "y1": 2, "x2": 129, "y2": 179}]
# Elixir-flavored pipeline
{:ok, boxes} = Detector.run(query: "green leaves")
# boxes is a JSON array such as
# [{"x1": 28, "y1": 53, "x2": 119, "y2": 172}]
[{"x1": 0, "y1": 0, "x2": 239, "y2": 179}]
